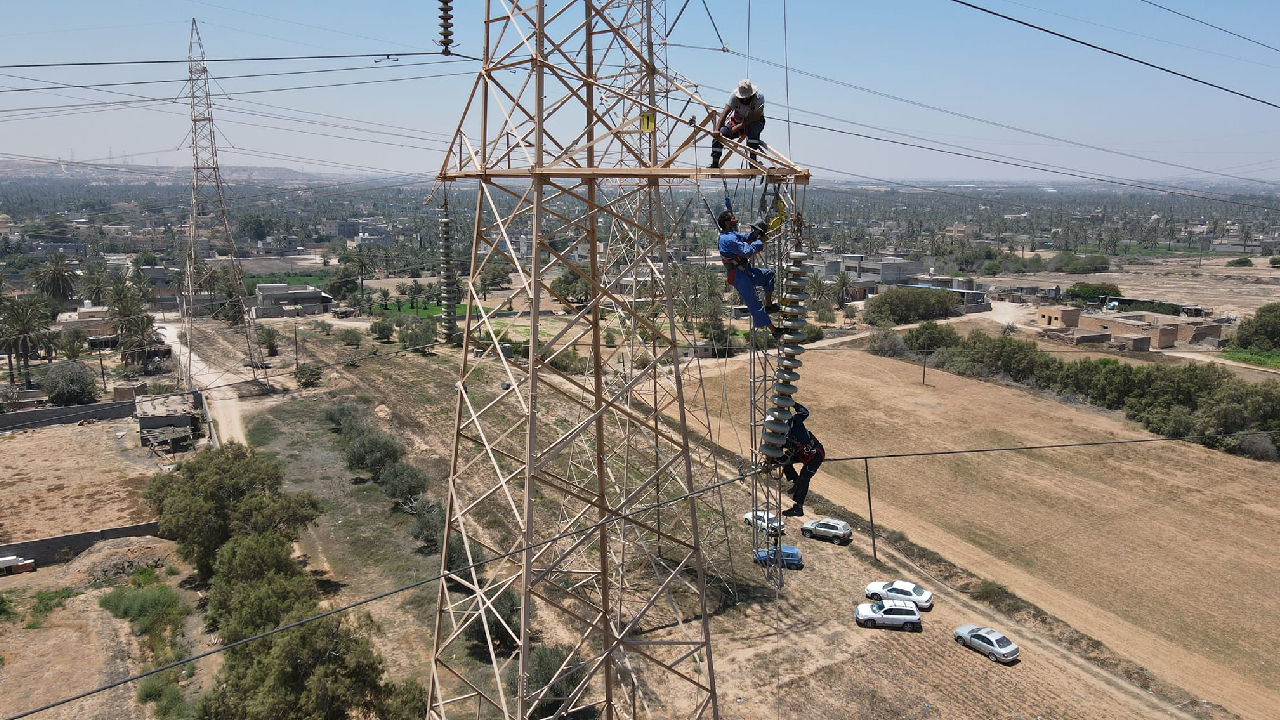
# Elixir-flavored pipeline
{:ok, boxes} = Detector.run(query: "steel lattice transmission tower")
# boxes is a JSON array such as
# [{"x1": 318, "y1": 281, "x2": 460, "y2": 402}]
[
  {"x1": 186, "y1": 19, "x2": 259, "y2": 381},
  {"x1": 428, "y1": 2, "x2": 807, "y2": 719}
]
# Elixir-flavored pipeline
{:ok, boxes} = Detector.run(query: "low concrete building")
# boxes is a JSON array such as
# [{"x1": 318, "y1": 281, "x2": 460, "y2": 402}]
[
  {"x1": 135, "y1": 393, "x2": 199, "y2": 447},
  {"x1": 1038, "y1": 307, "x2": 1081, "y2": 328},
  {"x1": 1071, "y1": 330, "x2": 1112, "y2": 345},
  {"x1": 253, "y1": 284, "x2": 334, "y2": 317},
  {"x1": 1111, "y1": 334, "x2": 1151, "y2": 352}
]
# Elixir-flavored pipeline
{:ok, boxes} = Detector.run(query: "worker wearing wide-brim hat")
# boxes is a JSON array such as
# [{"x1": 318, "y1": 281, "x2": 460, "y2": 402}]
[{"x1": 709, "y1": 79, "x2": 766, "y2": 169}]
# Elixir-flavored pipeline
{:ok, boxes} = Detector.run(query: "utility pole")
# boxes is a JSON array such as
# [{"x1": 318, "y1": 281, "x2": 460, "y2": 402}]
[
  {"x1": 293, "y1": 322, "x2": 299, "y2": 367},
  {"x1": 187, "y1": 19, "x2": 260, "y2": 384}
]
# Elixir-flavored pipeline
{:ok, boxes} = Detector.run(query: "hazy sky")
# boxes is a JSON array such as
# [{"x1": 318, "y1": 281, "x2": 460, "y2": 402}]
[{"x1": 4, "y1": 1, "x2": 1280, "y2": 184}]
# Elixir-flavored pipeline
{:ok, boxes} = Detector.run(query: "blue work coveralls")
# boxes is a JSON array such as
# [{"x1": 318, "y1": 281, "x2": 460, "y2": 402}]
[{"x1": 718, "y1": 228, "x2": 774, "y2": 328}]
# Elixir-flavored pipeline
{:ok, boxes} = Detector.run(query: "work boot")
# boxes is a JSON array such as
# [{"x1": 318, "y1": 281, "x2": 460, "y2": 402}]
[
  {"x1": 781, "y1": 504, "x2": 804, "y2": 517},
  {"x1": 768, "y1": 324, "x2": 784, "y2": 340},
  {"x1": 708, "y1": 154, "x2": 721, "y2": 169},
  {"x1": 764, "y1": 303, "x2": 781, "y2": 314}
]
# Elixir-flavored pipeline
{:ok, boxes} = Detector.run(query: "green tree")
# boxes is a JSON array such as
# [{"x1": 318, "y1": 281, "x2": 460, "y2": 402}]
[
  {"x1": 204, "y1": 532, "x2": 317, "y2": 642},
  {"x1": 369, "y1": 319, "x2": 395, "y2": 342},
  {"x1": 903, "y1": 321, "x2": 962, "y2": 354},
  {"x1": 1233, "y1": 303, "x2": 1280, "y2": 351},
  {"x1": 79, "y1": 261, "x2": 112, "y2": 305},
  {"x1": 293, "y1": 362, "x2": 322, "y2": 388},
  {"x1": 42, "y1": 360, "x2": 98, "y2": 405},
  {"x1": 338, "y1": 328, "x2": 363, "y2": 347},
  {"x1": 27, "y1": 252, "x2": 77, "y2": 303},
  {"x1": 550, "y1": 264, "x2": 591, "y2": 304},
  {"x1": 343, "y1": 431, "x2": 405, "y2": 478},
  {"x1": 257, "y1": 327, "x2": 281, "y2": 357},
  {"x1": 144, "y1": 443, "x2": 321, "y2": 579},
  {"x1": 0, "y1": 295, "x2": 53, "y2": 387},
  {"x1": 508, "y1": 644, "x2": 592, "y2": 720},
  {"x1": 863, "y1": 287, "x2": 958, "y2": 326},
  {"x1": 195, "y1": 613, "x2": 385, "y2": 720},
  {"x1": 58, "y1": 326, "x2": 88, "y2": 360},
  {"x1": 378, "y1": 461, "x2": 427, "y2": 512}
]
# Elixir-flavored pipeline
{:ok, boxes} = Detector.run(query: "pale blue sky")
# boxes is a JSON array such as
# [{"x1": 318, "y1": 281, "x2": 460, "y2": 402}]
[{"x1": 3, "y1": 1, "x2": 1280, "y2": 182}]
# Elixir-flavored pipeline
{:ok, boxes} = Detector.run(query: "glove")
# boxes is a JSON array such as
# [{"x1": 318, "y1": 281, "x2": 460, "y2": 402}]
[{"x1": 750, "y1": 220, "x2": 768, "y2": 236}]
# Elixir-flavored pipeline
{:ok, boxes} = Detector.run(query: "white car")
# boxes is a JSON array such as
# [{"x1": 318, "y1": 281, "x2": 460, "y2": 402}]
[
  {"x1": 854, "y1": 599, "x2": 921, "y2": 631},
  {"x1": 742, "y1": 509, "x2": 784, "y2": 536},
  {"x1": 954, "y1": 625, "x2": 1020, "y2": 663},
  {"x1": 864, "y1": 580, "x2": 933, "y2": 610},
  {"x1": 800, "y1": 517, "x2": 852, "y2": 543}
]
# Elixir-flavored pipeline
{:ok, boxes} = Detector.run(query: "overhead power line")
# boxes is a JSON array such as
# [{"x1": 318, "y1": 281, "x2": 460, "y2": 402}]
[
  {"x1": 1135, "y1": 0, "x2": 1280, "y2": 55},
  {"x1": 0, "y1": 51, "x2": 474, "y2": 70},
  {"x1": 3, "y1": 418, "x2": 1270, "y2": 720},
  {"x1": 943, "y1": 0, "x2": 1280, "y2": 112},
  {"x1": 674, "y1": 45, "x2": 1280, "y2": 189}
]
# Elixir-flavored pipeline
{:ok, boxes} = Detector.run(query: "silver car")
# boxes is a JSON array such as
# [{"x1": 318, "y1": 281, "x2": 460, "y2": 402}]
[
  {"x1": 854, "y1": 599, "x2": 922, "y2": 631},
  {"x1": 865, "y1": 579, "x2": 933, "y2": 610},
  {"x1": 800, "y1": 517, "x2": 852, "y2": 543},
  {"x1": 742, "y1": 509, "x2": 784, "y2": 536},
  {"x1": 954, "y1": 625, "x2": 1020, "y2": 663}
]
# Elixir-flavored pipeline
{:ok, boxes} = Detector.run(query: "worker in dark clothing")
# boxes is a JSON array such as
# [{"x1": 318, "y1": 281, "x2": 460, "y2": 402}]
[
  {"x1": 717, "y1": 209, "x2": 782, "y2": 338},
  {"x1": 709, "y1": 79, "x2": 765, "y2": 169},
  {"x1": 781, "y1": 402, "x2": 824, "y2": 517}
]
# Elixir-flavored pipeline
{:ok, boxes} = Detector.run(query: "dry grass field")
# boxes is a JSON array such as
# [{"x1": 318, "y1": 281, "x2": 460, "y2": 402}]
[
  {"x1": 696, "y1": 339, "x2": 1280, "y2": 719},
  {"x1": 0, "y1": 419, "x2": 159, "y2": 543}
]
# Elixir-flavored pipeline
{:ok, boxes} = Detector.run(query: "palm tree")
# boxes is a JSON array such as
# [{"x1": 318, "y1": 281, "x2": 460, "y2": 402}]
[
  {"x1": 257, "y1": 327, "x2": 281, "y2": 357},
  {"x1": 79, "y1": 261, "x2": 111, "y2": 305},
  {"x1": 378, "y1": 287, "x2": 391, "y2": 309},
  {"x1": 28, "y1": 252, "x2": 77, "y2": 304},
  {"x1": 832, "y1": 271, "x2": 853, "y2": 307},
  {"x1": 807, "y1": 271, "x2": 829, "y2": 301},
  {"x1": 0, "y1": 296, "x2": 53, "y2": 387}
]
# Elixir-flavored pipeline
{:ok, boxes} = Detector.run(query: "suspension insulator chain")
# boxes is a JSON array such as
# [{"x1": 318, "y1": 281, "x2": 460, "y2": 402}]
[
  {"x1": 760, "y1": 226, "x2": 809, "y2": 460},
  {"x1": 439, "y1": 1, "x2": 454, "y2": 55},
  {"x1": 439, "y1": 203, "x2": 459, "y2": 342}
]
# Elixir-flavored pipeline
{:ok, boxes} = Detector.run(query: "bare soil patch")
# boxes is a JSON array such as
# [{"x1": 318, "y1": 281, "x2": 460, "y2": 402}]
[{"x1": 0, "y1": 419, "x2": 161, "y2": 543}]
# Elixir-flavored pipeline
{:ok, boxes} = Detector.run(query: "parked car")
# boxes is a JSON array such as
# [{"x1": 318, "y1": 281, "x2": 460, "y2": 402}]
[
  {"x1": 751, "y1": 545, "x2": 803, "y2": 570},
  {"x1": 864, "y1": 579, "x2": 933, "y2": 610},
  {"x1": 953, "y1": 625, "x2": 1020, "y2": 663},
  {"x1": 743, "y1": 509, "x2": 785, "y2": 536},
  {"x1": 800, "y1": 517, "x2": 852, "y2": 543},
  {"x1": 854, "y1": 599, "x2": 921, "y2": 631}
]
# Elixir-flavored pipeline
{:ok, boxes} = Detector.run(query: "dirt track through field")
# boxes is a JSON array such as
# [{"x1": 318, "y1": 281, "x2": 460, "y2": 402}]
[{"x1": 697, "y1": 346, "x2": 1280, "y2": 719}]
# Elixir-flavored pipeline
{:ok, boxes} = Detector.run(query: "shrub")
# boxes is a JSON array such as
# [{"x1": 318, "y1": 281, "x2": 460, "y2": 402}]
[
  {"x1": 256, "y1": 327, "x2": 281, "y2": 357},
  {"x1": 801, "y1": 323, "x2": 824, "y2": 343},
  {"x1": 866, "y1": 327, "x2": 906, "y2": 358},
  {"x1": 1271, "y1": 256, "x2": 1280, "y2": 268},
  {"x1": 903, "y1": 321, "x2": 962, "y2": 354},
  {"x1": 1063, "y1": 282, "x2": 1121, "y2": 302},
  {"x1": 344, "y1": 431, "x2": 406, "y2": 477},
  {"x1": 0, "y1": 593, "x2": 16, "y2": 622},
  {"x1": 294, "y1": 362, "x2": 323, "y2": 388},
  {"x1": 1048, "y1": 252, "x2": 1110, "y2": 274},
  {"x1": 399, "y1": 319, "x2": 437, "y2": 352},
  {"x1": 465, "y1": 587, "x2": 522, "y2": 652},
  {"x1": 370, "y1": 319, "x2": 396, "y2": 341},
  {"x1": 1237, "y1": 433, "x2": 1278, "y2": 461},
  {"x1": 509, "y1": 644, "x2": 592, "y2": 720},
  {"x1": 1233, "y1": 303, "x2": 1280, "y2": 351},
  {"x1": 379, "y1": 461, "x2": 428, "y2": 511},
  {"x1": 863, "y1": 287, "x2": 958, "y2": 325},
  {"x1": 1226, "y1": 257, "x2": 1254, "y2": 267},
  {"x1": 409, "y1": 501, "x2": 445, "y2": 552},
  {"x1": 338, "y1": 328, "x2": 363, "y2": 347},
  {"x1": 26, "y1": 588, "x2": 78, "y2": 628},
  {"x1": 42, "y1": 361, "x2": 98, "y2": 406},
  {"x1": 971, "y1": 580, "x2": 1008, "y2": 603},
  {"x1": 312, "y1": 320, "x2": 333, "y2": 335},
  {"x1": 99, "y1": 583, "x2": 187, "y2": 637},
  {"x1": 546, "y1": 347, "x2": 589, "y2": 374},
  {"x1": 324, "y1": 403, "x2": 366, "y2": 433}
]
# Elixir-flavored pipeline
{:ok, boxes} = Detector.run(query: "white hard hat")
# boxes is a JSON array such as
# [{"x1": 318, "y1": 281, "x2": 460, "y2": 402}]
[{"x1": 735, "y1": 79, "x2": 756, "y2": 99}]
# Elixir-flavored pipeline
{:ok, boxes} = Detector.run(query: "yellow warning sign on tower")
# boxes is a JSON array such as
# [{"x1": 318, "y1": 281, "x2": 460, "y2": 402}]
[{"x1": 639, "y1": 113, "x2": 655, "y2": 133}]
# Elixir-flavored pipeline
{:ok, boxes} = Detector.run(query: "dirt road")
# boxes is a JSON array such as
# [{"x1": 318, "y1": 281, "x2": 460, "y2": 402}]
[{"x1": 156, "y1": 322, "x2": 247, "y2": 444}]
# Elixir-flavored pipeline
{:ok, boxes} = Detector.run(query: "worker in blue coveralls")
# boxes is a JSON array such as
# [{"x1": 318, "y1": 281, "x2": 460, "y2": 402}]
[
  {"x1": 781, "y1": 401, "x2": 825, "y2": 517},
  {"x1": 718, "y1": 209, "x2": 782, "y2": 339}
]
